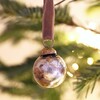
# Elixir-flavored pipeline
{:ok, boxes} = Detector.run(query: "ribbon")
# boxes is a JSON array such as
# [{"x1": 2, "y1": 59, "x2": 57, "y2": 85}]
[{"x1": 42, "y1": 0, "x2": 55, "y2": 40}]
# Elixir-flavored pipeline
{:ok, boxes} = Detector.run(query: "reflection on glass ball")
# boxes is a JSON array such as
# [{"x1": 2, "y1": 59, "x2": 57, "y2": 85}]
[{"x1": 33, "y1": 48, "x2": 66, "y2": 88}]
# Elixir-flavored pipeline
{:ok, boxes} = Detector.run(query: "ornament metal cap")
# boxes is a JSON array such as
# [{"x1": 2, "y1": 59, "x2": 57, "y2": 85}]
[{"x1": 41, "y1": 48, "x2": 57, "y2": 56}]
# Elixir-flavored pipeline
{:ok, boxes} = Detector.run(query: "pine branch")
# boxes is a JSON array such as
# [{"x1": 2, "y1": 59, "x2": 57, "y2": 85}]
[
  {"x1": 55, "y1": 0, "x2": 85, "y2": 6},
  {"x1": 0, "y1": 0, "x2": 42, "y2": 18},
  {"x1": 0, "y1": 0, "x2": 72, "y2": 24},
  {"x1": 75, "y1": 60, "x2": 100, "y2": 97}
]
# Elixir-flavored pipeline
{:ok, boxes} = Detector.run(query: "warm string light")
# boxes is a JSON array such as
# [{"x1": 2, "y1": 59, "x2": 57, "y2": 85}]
[
  {"x1": 66, "y1": 62, "x2": 79, "y2": 78},
  {"x1": 67, "y1": 71, "x2": 73, "y2": 77},
  {"x1": 87, "y1": 57, "x2": 94, "y2": 65},
  {"x1": 72, "y1": 63, "x2": 79, "y2": 71}
]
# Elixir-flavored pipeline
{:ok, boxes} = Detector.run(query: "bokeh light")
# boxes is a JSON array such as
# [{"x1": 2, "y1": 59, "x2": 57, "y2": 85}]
[
  {"x1": 87, "y1": 57, "x2": 94, "y2": 65},
  {"x1": 72, "y1": 63, "x2": 79, "y2": 71}
]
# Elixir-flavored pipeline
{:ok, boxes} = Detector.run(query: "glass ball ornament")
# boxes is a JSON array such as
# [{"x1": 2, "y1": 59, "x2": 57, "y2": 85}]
[{"x1": 33, "y1": 48, "x2": 67, "y2": 88}]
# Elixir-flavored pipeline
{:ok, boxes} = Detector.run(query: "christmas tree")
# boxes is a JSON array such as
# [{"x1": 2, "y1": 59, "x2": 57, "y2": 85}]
[{"x1": 0, "y1": 0, "x2": 100, "y2": 100}]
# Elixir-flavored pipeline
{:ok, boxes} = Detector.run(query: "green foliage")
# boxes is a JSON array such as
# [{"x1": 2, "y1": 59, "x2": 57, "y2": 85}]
[
  {"x1": 0, "y1": 0, "x2": 72, "y2": 24},
  {"x1": 0, "y1": 0, "x2": 72, "y2": 43},
  {"x1": 55, "y1": 5, "x2": 73, "y2": 25},
  {"x1": 0, "y1": 20, "x2": 42, "y2": 42},
  {"x1": 0, "y1": 0, "x2": 42, "y2": 18},
  {"x1": 75, "y1": 60, "x2": 100, "y2": 97}
]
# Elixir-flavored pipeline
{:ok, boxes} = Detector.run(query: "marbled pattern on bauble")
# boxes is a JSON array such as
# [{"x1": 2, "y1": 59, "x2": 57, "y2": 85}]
[{"x1": 33, "y1": 51, "x2": 66, "y2": 88}]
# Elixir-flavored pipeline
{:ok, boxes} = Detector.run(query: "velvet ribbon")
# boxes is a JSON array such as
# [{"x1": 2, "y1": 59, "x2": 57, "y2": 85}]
[{"x1": 42, "y1": 0, "x2": 55, "y2": 40}]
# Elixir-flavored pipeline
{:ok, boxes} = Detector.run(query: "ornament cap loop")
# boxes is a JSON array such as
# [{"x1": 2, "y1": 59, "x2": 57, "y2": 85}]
[{"x1": 43, "y1": 39, "x2": 54, "y2": 48}]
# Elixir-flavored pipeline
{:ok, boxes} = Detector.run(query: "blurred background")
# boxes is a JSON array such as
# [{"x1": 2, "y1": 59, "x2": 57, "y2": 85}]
[{"x1": 0, "y1": 0, "x2": 100, "y2": 100}]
